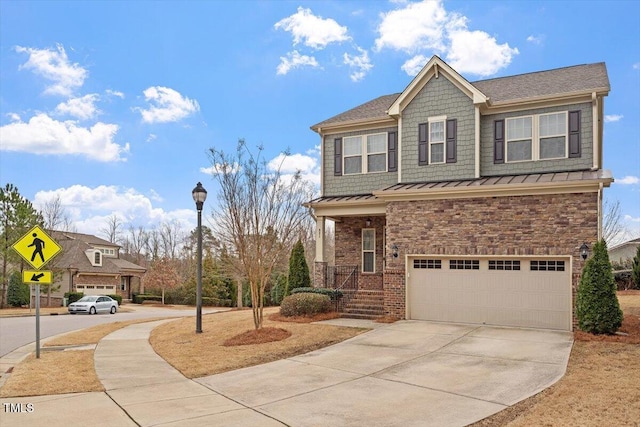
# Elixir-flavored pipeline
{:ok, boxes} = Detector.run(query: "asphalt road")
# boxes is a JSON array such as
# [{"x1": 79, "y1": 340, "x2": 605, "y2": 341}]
[{"x1": 0, "y1": 305, "x2": 224, "y2": 357}]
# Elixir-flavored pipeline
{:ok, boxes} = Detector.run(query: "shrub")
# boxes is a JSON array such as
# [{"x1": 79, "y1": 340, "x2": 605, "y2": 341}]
[
  {"x1": 288, "y1": 240, "x2": 310, "y2": 294},
  {"x1": 280, "y1": 293, "x2": 331, "y2": 317},
  {"x1": 7, "y1": 271, "x2": 29, "y2": 307},
  {"x1": 64, "y1": 292, "x2": 84, "y2": 304},
  {"x1": 290, "y1": 287, "x2": 343, "y2": 300},
  {"x1": 270, "y1": 273, "x2": 288, "y2": 306},
  {"x1": 107, "y1": 294, "x2": 122, "y2": 305},
  {"x1": 576, "y1": 240, "x2": 623, "y2": 334},
  {"x1": 133, "y1": 294, "x2": 162, "y2": 304}
]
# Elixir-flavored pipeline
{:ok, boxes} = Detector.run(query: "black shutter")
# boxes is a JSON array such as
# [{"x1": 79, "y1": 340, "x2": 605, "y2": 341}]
[
  {"x1": 418, "y1": 123, "x2": 428, "y2": 165},
  {"x1": 494, "y1": 119, "x2": 505, "y2": 164},
  {"x1": 446, "y1": 119, "x2": 457, "y2": 163},
  {"x1": 388, "y1": 131, "x2": 397, "y2": 172},
  {"x1": 334, "y1": 138, "x2": 342, "y2": 176},
  {"x1": 568, "y1": 110, "x2": 581, "y2": 158}
]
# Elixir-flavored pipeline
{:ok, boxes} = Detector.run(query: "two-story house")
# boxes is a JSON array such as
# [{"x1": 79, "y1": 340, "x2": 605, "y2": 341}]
[
  {"x1": 307, "y1": 56, "x2": 612, "y2": 331},
  {"x1": 50, "y1": 231, "x2": 146, "y2": 301}
]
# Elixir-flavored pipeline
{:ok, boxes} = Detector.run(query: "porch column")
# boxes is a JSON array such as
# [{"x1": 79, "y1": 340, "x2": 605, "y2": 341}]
[
  {"x1": 314, "y1": 216, "x2": 327, "y2": 288},
  {"x1": 315, "y1": 215, "x2": 325, "y2": 262}
]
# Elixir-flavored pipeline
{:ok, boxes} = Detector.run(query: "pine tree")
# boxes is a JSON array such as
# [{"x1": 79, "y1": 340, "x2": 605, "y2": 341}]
[
  {"x1": 6, "y1": 271, "x2": 29, "y2": 307},
  {"x1": 288, "y1": 240, "x2": 310, "y2": 294},
  {"x1": 632, "y1": 245, "x2": 640, "y2": 289},
  {"x1": 576, "y1": 240, "x2": 623, "y2": 334}
]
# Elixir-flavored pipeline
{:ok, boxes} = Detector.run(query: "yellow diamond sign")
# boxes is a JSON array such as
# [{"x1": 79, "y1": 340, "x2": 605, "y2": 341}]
[{"x1": 12, "y1": 226, "x2": 62, "y2": 270}]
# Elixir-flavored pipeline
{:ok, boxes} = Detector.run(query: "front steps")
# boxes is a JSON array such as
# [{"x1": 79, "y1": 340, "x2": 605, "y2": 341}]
[{"x1": 340, "y1": 290, "x2": 385, "y2": 320}]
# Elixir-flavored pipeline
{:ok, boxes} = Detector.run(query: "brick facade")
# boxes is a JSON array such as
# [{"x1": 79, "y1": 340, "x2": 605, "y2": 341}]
[{"x1": 382, "y1": 192, "x2": 597, "y2": 321}]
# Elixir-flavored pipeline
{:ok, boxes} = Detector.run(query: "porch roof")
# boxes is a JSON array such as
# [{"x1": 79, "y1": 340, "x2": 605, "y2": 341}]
[{"x1": 307, "y1": 169, "x2": 613, "y2": 211}]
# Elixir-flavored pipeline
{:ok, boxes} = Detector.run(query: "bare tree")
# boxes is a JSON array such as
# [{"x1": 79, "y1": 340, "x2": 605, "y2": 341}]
[
  {"x1": 100, "y1": 214, "x2": 124, "y2": 244},
  {"x1": 159, "y1": 220, "x2": 185, "y2": 260},
  {"x1": 145, "y1": 227, "x2": 162, "y2": 262},
  {"x1": 208, "y1": 140, "x2": 314, "y2": 329},
  {"x1": 123, "y1": 225, "x2": 149, "y2": 264},
  {"x1": 603, "y1": 199, "x2": 627, "y2": 246},
  {"x1": 41, "y1": 195, "x2": 76, "y2": 232}
]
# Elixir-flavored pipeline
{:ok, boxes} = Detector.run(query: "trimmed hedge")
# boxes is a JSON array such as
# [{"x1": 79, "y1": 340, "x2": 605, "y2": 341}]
[
  {"x1": 133, "y1": 294, "x2": 162, "y2": 304},
  {"x1": 64, "y1": 292, "x2": 84, "y2": 304},
  {"x1": 280, "y1": 293, "x2": 332, "y2": 317},
  {"x1": 291, "y1": 287, "x2": 343, "y2": 300}
]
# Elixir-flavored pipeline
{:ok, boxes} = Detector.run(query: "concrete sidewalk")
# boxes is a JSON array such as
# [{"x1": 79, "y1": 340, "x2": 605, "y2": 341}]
[{"x1": 1, "y1": 319, "x2": 573, "y2": 427}]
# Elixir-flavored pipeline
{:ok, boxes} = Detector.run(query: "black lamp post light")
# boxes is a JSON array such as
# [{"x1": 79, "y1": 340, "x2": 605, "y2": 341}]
[
  {"x1": 192, "y1": 182, "x2": 207, "y2": 333},
  {"x1": 580, "y1": 242, "x2": 589, "y2": 261}
]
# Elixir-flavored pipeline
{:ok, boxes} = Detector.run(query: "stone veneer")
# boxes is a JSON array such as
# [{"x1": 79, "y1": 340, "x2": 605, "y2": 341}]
[{"x1": 382, "y1": 192, "x2": 598, "y2": 325}]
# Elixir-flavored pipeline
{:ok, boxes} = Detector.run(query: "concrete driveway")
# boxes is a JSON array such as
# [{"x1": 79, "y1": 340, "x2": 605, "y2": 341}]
[{"x1": 196, "y1": 319, "x2": 573, "y2": 427}]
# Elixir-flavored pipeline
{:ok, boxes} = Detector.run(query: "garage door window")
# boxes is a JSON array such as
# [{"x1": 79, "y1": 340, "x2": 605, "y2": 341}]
[
  {"x1": 449, "y1": 259, "x2": 479, "y2": 270},
  {"x1": 414, "y1": 259, "x2": 441, "y2": 269},
  {"x1": 531, "y1": 260, "x2": 565, "y2": 271},
  {"x1": 362, "y1": 229, "x2": 375, "y2": 273},
  {"x1": 489, "y1": 260, "x2": 521, "y2": 271}
]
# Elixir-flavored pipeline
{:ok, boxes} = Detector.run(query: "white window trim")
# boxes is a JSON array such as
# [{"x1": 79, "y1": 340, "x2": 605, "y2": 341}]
[
  {"x1": 343, "y1": 132, "x2": 388, "y2": 175},
  {"x1": 428, "y1": 115, "x2": 447, "y2": 165},
  {"x1": 506, "y1": 112, "x2": 569, "y2": 163},
  {"x1": 362, "y1": 228, "x2": 375, "y2": 273}
]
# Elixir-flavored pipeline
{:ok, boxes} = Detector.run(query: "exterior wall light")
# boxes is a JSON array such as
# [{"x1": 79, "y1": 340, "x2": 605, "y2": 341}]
[
  {"x1": 580, "y1": 242, "x2": 589, "y2": 261},
  {"x1": 365, "y1": 217, "x2": 372, "y2": 227},
  {"x1": 391, "y1": 244, "x2": 399, "y2": 258}
]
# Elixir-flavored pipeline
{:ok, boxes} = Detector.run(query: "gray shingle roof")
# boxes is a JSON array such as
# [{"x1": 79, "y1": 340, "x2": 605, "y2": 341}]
[
  {"x1": 471, "y1": 62, "x2": 609, "y2": 103},
  {"x1": 311, "y1": 94, "x2": 399, "y2": 130},
  {"x1": 312, "y1": 61, "x2": 609, "y2": 129}
]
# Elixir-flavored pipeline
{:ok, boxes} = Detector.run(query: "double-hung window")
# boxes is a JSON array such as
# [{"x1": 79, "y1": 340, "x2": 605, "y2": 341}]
[
  {"x1": 429, "y1": 117, "x2": 446, "y2": 164},
  {"x1": 506, "y1": 112, "x2": 568, "y2": 162},
  {"x1": 362, "y1": 229, "x2": 375, "y2": 273},
  {"x1": 343, "y1": 133, "x2": 387, "y2": 175}
]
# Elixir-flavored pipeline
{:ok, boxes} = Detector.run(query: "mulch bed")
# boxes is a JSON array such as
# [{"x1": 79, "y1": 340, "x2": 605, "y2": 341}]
[
  {"x1": 574, "y1": 314, "x2": 640, "y2": 344},
  {"x1": 223, "y1": 327, "x2": 292, "y2": 346}
]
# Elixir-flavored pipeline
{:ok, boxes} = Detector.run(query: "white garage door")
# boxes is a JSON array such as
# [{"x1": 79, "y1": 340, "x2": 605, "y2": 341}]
[
  {"x1": 76, "y1": 284, "x2": 117, "y2": 296},
  {"x1": 408, "y1": 257, "x2": 571, "y2": 330}
]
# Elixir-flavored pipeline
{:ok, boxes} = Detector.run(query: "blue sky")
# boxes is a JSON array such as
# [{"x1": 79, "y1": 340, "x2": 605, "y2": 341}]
[{"x1": 1, "y1": 0, "x2": 639, "y2": 242}]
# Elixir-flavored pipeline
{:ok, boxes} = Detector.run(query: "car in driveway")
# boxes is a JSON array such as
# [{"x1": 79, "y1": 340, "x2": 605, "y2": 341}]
[{"x1": 68, "y1": 295, "x2": 119, "y2": 315}]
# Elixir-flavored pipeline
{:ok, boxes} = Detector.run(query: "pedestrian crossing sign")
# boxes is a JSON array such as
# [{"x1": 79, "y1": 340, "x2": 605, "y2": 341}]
[{"x1": 12, "y1": 225, "x2": 62, "y2": 270}]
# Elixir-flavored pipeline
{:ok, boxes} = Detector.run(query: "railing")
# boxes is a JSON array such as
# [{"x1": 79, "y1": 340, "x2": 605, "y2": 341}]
[{"x1": 326, "y1": 265, "x2": 358, "y2": 312}]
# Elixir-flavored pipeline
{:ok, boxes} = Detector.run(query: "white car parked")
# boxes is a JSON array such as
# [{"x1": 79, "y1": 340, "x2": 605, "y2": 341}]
[{"x1": 68, "y1": 295, "x2": 119, "y2": 315}]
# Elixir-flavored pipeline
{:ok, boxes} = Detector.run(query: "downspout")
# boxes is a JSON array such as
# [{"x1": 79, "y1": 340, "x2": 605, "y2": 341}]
[{"x1": 475, "y1": 106, "x2": 481, "y2": 178}]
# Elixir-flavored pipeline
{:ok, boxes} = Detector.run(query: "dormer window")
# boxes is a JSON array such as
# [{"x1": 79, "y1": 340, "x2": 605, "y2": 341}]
[{"x1": 94, "y1": 251, "x2": 102, "y2": 266}]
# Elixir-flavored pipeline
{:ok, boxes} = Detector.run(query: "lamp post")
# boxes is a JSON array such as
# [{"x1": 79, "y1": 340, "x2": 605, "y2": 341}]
[{"x1": 192, "y1": 182, "x2": 207, "y2": 333}]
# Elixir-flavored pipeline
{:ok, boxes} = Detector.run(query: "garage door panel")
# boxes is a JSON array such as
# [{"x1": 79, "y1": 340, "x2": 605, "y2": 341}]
[{"x1": 409, "y1": 257, "x2": 571, "y2": 331}]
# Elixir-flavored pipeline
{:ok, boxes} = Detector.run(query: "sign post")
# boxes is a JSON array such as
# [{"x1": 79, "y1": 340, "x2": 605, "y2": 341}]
[{"x1": 12, "y1": 226, "x2": 62, "y2": 359}]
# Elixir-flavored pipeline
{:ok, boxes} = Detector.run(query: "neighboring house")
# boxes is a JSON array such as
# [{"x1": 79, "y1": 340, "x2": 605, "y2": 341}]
[
  {"x1": 307, "y1": 56, "x2": 612, "y2": 331},
  {"x1": 50, "y1": 231, "x2": 146, "y2": 300},
  {"x1": 609, "y1": 237, "x2": 640, "y2": 265}
]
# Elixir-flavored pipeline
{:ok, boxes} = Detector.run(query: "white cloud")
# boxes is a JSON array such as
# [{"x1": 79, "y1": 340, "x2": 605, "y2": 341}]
[
  {"x1": 277, "y1": 50, "x2": 319, "y2": 75},
  {"x1": 146, "y1": 133, "x2": 157, "y2": 142},
  {"x1": 375, "y1": 0, "x2": 447, "y2": 53},
  {"x1": 616, "y1": 175, "x2": 640, "y2": 185},
  {"x1": 137, "y1": 86, "x2": 200, "y2": 124},
  {"x1": 33, "y1": 185, "x2": 194, "y2": 235},
  {"x1": 633, "y1": 62, "x2": 640, "y2": 70},
  {"x1": 446, "y1": 26, "x2": 519, "y2": 76},
  {"x1": 15, "y1": 44, "x2": 87, "y2": 96},
  {"x1": 605, "y1": 114, "x2": 623, "y2": 123},
  {"x1": 343, "y1": 47, "x2": 373, "y2": 82},
  {"x1": 275, "y1": 6, "x2": 350, "y2": 49},
  {"x1": 105, "y1": 89, "x2": 125, "y2": 99},
  {"x1": 375, "y1": 0, "x2": 517, "y2": 77},
  {"x1": 401, "y1": 55, "x2": 428, "y2": 76},
  {"x1": 526, "y1": 35, "x2": 544, "y2": 45},
  {"x1": 0, "y1": 113, "x2": 128, "y2": 162},
  {"x1": 54, "y1": 94, "x2": 100, "y2": 120},
  {"x1": 7, "y1": 113, "x2": 21, "y2": 122},
  {"x1": 624, "y1": 215, "x2": 640, "y2": 223},
  {"x1": 268, "y1": 152, "x2": 320, "y2": 186}
]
